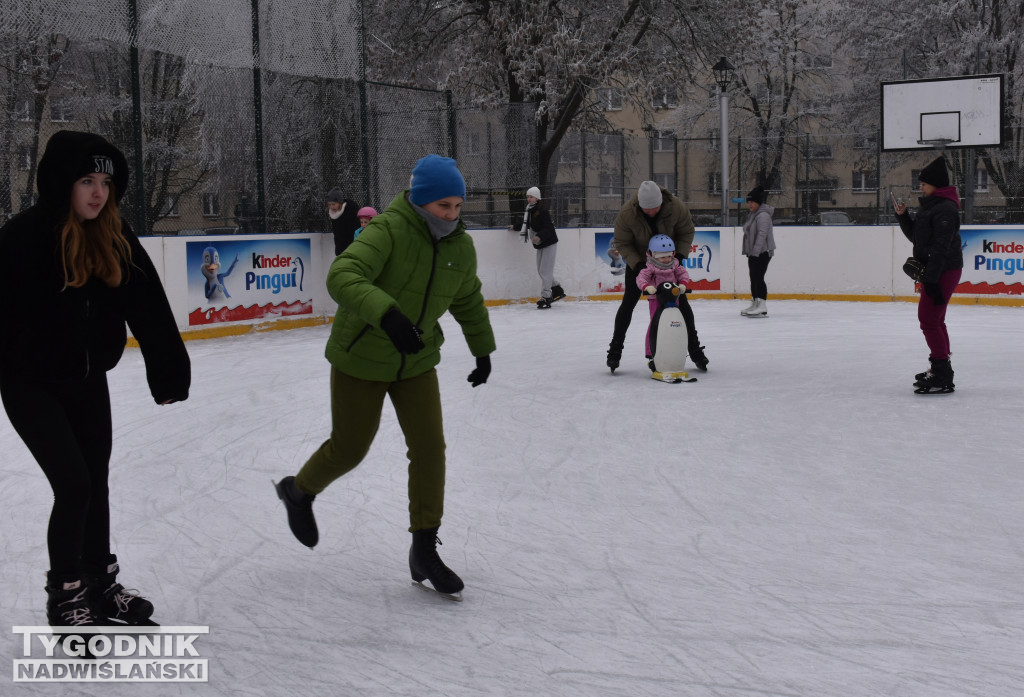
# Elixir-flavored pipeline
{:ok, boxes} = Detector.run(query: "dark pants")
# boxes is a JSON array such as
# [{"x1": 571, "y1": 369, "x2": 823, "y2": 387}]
[
  {"x1": 747, "y1": 252, "x2": 772, "y2": 300},
  {"x1": 918, "y1": 268, "x2": 962, "y2": 359},
  {"x1": 0, "y1": 372, "x2": 113, "y2": 574},
  {"x1": 296, "y1": 367, "x2": 446, "y2": 532},
  {"x1": 612, "y1": 264, "x2": 699, "y2": 350}
]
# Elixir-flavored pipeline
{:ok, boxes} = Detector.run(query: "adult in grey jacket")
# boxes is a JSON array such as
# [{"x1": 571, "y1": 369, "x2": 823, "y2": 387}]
[{"x1": 740, "y1": 186, "x2": 776, "y2": 317}]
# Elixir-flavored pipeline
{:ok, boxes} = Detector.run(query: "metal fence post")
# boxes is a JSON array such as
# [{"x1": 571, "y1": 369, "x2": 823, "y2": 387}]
[
  {"x1": 250, "y1": 0, "x2": 267, "y2": 233},
  {"x1": 127, "y1": 0, "x2": 146, "y2": 235}
]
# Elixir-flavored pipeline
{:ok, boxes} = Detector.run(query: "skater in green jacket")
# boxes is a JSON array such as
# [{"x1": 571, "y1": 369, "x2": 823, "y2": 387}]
[{"x1": 276, "y1": 154, "x2": 495, "y2": 599}]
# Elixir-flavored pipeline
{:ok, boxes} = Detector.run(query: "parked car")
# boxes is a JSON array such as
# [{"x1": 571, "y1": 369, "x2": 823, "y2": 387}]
[{"x1": 816, "y1": 211, "x2": 853, "y2": 225}]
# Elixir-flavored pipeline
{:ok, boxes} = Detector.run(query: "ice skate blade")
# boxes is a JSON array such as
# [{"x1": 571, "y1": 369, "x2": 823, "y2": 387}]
[
  {"x1": 412, "y1": 581, "x2": 463, "y2": 602},
  {"x1": 914, "y1": 385, "x2": 955, "y2": 394}
]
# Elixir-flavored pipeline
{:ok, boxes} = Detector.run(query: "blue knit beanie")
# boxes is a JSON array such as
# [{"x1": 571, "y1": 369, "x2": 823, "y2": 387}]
[{"x1": 409, "y1": 154, "x2": 466, "y2": 205}]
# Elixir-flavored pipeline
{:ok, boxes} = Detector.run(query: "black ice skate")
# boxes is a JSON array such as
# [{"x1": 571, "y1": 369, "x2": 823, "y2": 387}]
[
  {"x1": 914, "y1": 358, "x2": 955, "y2": 394},
  {"x1": 410, "y1": 528, "x2": 464, "y2": 601},
  {"x1": 86, "y1": 554, "x2": 156, "y2": 625},
  {"x1": 688, "y1": 344, "x2": 709, "y2": 371},
  {"x1": 46, "y1": 573, "x2": 102, "y2": 628},
  {"x1": 550, "y1": 285, "x2": 566, "y2": 302},
  {"x1": 607, "y1": 340, "x2": 623, "y2": 373},
  {"x1": 275, "y1": 476, "x2": 319, "y2": 548},
  {"x1": 536, "y1": 297, "x2": 552, "y2": 309}
]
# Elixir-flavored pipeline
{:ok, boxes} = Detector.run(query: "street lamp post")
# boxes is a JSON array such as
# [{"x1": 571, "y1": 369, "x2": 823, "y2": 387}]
[{"x1": 713, "y1": 57, "x2": 734, "y2": 226}]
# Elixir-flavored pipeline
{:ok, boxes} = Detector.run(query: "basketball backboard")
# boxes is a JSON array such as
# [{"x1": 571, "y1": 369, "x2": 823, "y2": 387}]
[{"x1": 880, "y1": 74, "x2": 1004, "y2": 151}]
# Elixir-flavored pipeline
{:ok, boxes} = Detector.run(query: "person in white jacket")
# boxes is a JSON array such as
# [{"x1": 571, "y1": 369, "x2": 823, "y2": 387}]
[{"x1": 740, "y1": 186, "x2": 776, "y2": 317}]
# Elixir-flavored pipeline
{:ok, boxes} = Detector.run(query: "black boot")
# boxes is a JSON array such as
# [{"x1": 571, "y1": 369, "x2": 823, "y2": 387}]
[
  {"x1": 914, "y1": 358, "x2": 955, "y2": 394},
  {"x1": 551, "y1": 284, "x2": 566, "y2": 302},
  {"x1": 275, "y1": 476, "x2": 319, "y2": 548},
  {"x1": 606, "y1": 339, "x2": 623, "y2": 372},
  {"x1": 46, "y1": 572, "x2": 101, "y2": 628},
  {"x1": 536, "y1": 297, "x2": 552, "y2": 309},
  {"x1": 410, "y1": 527, "x2": 464, "y2": 597},
  {"x1": 85, "y1": 554, "x2": 154, "y2": 624},
  {"x1": 688, "y1": 343, "x2": 709, "y2": 371}
]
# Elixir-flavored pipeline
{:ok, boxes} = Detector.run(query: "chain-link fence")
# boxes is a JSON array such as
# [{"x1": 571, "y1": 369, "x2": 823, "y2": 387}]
[
  {"x1": 1, "y1": 0, "x2": 454, "y2": 236},
  {"x1": 3, "y1": 2, "x2": 1019, "y2": 234}
]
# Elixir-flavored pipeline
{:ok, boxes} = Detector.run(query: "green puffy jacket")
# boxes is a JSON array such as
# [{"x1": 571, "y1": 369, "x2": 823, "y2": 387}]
[
  {"x1": 612, "y1": 185, "x2": 695, "y2": 269},
  {"x1": 324, "y1": 190, "x2": 496, "y2": 382}
]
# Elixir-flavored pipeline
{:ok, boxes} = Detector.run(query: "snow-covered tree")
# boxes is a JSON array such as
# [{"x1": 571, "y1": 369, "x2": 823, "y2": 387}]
[
  {"x1": 365, "y1": 0, "x2": 697, "y2": 192},
  {"x1": 663, "y1": 0, "x2": 840, "y2": 202}
]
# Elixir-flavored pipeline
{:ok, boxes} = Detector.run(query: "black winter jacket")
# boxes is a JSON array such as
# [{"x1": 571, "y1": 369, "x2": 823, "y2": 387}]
[
  {"x1": 331, "y1": 200, "x2": 360, "y2": 256},
  {"x1": 0, "y1": 207, "x2": 191, "y2": 403},
  {"x1": 516, "y1": 203, "x2": 558, "y2": 250},
  {"x1": 897, "y1": 191, "x2": 963, "y2": 284}
]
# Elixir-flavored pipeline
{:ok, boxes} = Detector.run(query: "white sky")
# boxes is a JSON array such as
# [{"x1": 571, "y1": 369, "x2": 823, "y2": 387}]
[{"x1": 2, "y1": 299, "x2": 1022, "y2": 696}]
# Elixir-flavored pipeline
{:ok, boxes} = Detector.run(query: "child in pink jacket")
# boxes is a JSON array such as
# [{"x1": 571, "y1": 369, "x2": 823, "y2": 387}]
[{"x1": 636, "y1": 234, "x2": 691, "y2": 358}]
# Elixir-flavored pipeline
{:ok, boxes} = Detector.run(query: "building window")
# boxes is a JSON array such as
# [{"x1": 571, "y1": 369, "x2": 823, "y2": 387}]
[
  {"x1": 803, "y1": 97, "x2": 832, "y2": 114},
  {"x1": 708, "y1": 172, "x2": 721, "y2": 195},
  {"x1": 803, "y1": 54, "x2": 833, "y2": 69},
  {"x1": 975, "y1": 168, "x2": 989, "y2": 193},
  {"x1": 558, "y1": 134, "x2": 581, "y2": 164},
  {"x1": 852, "y1": 170, "x2": 878, "y2": 192},
  {"x1": 708, "y1": 128, "x2": 720, "y2": 151},
  {"x1": 853, "y1": 133, "x2": 877, "y2": 150},
  {"x1": 911, "y1": 170, "x2": 921, "y2": 189},
  {"x1": 806, "y1": 144, "x2": 833, "y2": 160},
  {"x1": 597, "y1": 133, "x2": 621, "y2": 156},
  {"x1": 598, "y1": 173, "x2": 621, "y2": 198},
  {"x1": 159, "y1": 195, "x2": 180, "y2": 218},
  {"x1": 596, "y1": 87, "x2": 623, "y2": 111},
  {"x1": 463, "y1": 131, "x2": 483, "y2": 156},
  {"x1": 49, "y1": 98, "x2": 73, "y2": 122},
  {"x1": 15, "y1": 98, "x2": 33, "y2": 122},
  {"x1": 651, "y1": 88, "x2": 678, "y2": 110},
  {"x1": 17, "y1": 144, "x2": 33, "y2": 171},
  {"x1": 652, "y1": 130, "x2": 675, "y2": 152},
  {"x1": 653, "y1": 173, "x2": 676, "y2": 192},
  {"x1": 202, "y1": 193, "x2": 221, "y2": 217}
]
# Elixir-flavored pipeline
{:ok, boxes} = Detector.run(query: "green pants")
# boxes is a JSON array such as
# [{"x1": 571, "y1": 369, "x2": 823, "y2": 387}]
[{"x1": 295, "y1": 367, "x2": 446, "y2": 532}]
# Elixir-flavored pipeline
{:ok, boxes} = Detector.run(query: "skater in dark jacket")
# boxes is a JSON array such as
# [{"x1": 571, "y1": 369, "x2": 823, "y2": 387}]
[
  {"x1": 326, "y1": 187, "x2": 360, "y2": 256},
  {"x1": 510, "y1": 186, "x2": 564, "y2": 308},
  {"x1": 894, "y1": 156, "x2": 963, "y2": 393},
  {"x1": 0, "y1": 130, "x2": 191, "y2": 627}
]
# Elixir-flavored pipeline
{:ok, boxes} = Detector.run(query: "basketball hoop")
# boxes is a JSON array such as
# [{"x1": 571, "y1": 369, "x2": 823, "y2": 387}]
[{"x1": 916, "y1": 138, "x2": 956, "y2": 149}]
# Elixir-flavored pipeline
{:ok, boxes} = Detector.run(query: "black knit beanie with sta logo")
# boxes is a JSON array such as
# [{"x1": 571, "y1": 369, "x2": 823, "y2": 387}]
[{"x1": 36, "y1": 130, "x2": 130, "y2": 209}]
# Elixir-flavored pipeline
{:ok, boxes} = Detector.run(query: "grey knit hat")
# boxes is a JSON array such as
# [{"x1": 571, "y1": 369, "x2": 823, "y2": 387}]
[
  {"x1": 326, "y1": 187, "x2": 343, "y2": 203},
  {"x1": 637, "y1": 181, "x2": 662, "y2": 208}
]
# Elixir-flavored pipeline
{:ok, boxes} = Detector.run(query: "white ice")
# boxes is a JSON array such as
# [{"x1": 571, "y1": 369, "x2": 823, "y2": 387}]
[{"x1": 2, "y1": 299, "x2": 1023, "y2": 696}]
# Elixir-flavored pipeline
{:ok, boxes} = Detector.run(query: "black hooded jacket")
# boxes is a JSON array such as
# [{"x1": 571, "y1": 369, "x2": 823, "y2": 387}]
[{"x1": 0, "y1": 130, "x2": 190, "y2": 402}]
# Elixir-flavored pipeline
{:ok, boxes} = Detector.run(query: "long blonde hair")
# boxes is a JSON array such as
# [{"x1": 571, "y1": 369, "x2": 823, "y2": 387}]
[{"x1": 60, "y1": 184, "x2": 133, "y2": 289}]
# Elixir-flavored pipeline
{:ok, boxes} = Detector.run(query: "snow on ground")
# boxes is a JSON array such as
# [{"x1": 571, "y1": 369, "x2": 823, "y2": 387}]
[{"x1": 2, "y1": 299, "x2": 1023, "y2": 696}]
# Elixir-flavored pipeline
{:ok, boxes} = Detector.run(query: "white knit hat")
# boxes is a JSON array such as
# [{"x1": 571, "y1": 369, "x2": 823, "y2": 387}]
[
  {"x1": 526, "y1": 186, "x2": 542, "y2": 200},
  {"x1": 637, "y1": 181, "x2": 662, "y2": 208}
]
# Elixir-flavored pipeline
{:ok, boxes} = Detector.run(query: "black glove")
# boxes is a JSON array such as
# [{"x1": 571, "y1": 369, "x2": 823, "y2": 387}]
[
  {"x1": 467, "y1": 355, "x2": 491, "y2": 387},
  {"x1": 380, "y1": 309, "x2": 424, "y2": 354},
  {"x1": 923, "y1": 282, "x2": 946, "y2": 305}
]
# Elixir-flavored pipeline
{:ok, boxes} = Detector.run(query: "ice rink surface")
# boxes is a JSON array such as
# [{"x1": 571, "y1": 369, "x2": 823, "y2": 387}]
[{"x1": 2, "y1": 298, "x2": 1023, "y2": 696}]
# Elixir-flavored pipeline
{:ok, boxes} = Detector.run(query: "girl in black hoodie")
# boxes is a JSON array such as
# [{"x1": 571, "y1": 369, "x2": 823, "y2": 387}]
[{"x1": 0, "y1": 131, "x2": 191, "y2": 627}]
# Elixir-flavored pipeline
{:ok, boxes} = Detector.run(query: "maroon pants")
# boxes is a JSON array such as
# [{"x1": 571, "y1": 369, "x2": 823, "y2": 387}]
[{"x1": 917, "y1": 268, "x2": 962, "y2": 359}]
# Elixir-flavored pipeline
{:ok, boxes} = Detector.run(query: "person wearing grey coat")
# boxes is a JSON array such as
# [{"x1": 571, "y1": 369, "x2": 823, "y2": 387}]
[{"x1": 740, "y1": 186, "x2": 776, "y2": 317}]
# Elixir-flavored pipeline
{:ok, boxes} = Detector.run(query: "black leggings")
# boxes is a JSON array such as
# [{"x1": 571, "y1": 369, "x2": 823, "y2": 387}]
[
  {"x1": 748, "y1": 252, "x2": 772, "y2": 300},
  {"x1": 0, "y1": 372, "x2": 113, "y2": 574},
  {"x1": 612, "y1": 264, "x2": 699, "y2": 348}
]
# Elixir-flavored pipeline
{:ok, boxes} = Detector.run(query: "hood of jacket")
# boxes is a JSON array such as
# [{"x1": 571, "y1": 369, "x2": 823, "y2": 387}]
[{"x1": 36, "y1": 130, "x2": 130, "y2": 211}]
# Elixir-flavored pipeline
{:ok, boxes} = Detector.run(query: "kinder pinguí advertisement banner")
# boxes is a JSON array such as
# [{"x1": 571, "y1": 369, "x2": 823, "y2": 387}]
[
  {"x1": 187, "y1": 238, "x2": 313, "y2": 325},
  {"x1": 593, "y1": 229, "x2": 720, "y2": 293},
  {"x1": 959, "y1": 228, "x2": 1024, "y2": 295}
]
